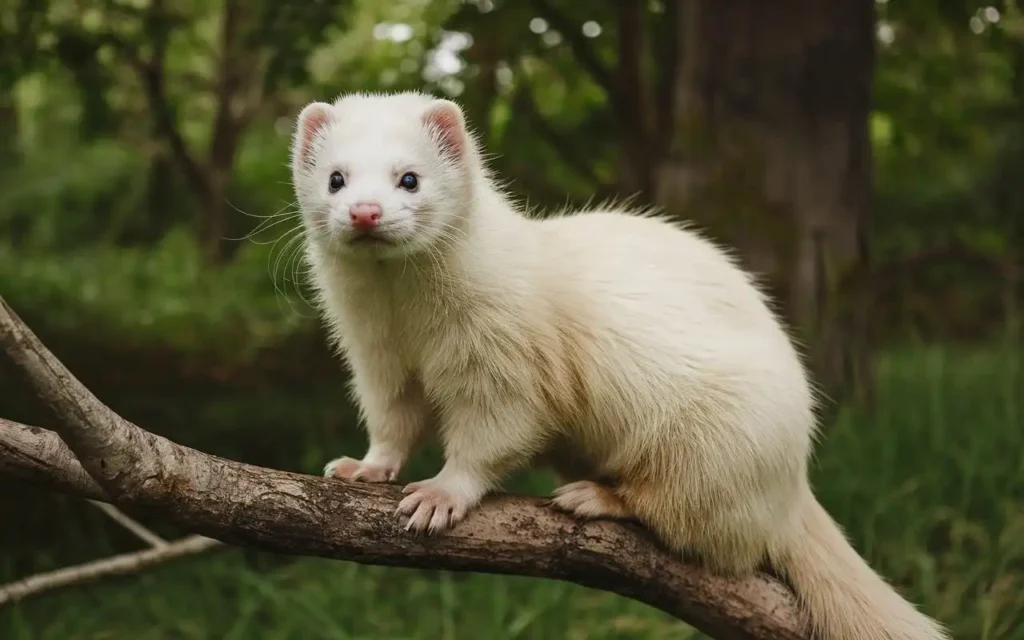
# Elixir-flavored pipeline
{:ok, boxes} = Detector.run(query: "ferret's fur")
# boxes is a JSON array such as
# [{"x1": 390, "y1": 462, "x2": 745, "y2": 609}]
[{"x1": 289, "y1": 91, "x2": 948, "y2": 640}]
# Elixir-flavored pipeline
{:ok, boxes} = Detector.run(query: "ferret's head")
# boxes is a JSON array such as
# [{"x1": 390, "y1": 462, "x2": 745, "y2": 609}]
[{"x1": 290, "y1": 91, "x2": 477, "y2": 260}]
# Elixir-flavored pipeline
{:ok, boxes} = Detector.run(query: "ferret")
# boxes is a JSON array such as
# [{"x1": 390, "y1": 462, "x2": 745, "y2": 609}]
[{"x1": 289, "y1": 90, "x2": 948, "y2": 640}]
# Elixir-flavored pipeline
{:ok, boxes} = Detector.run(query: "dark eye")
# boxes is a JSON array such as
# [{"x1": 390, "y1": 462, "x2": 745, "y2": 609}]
[
  {"x1": 328, "y1": 171, "x2": 345, "y2": 193},
  {"x1": 398, "y1": 172, "x2": 419, "y2": 191}
]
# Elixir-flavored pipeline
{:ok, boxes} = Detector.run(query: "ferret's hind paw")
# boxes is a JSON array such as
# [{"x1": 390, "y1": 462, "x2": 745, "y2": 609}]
[
  {"x1": 323, "y1": 456, "x2": 397, "y2": 483},
  {"x1": 550, "y1": 480, "x2": 634, "y2": 521},
  {"x1": 396, "y1": 478, "x2": 474, "y2": 535}
]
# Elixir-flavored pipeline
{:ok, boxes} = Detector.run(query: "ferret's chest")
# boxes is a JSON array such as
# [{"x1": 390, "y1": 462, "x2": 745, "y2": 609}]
[
  {"x1": 332, "y1": 274, "x2": 460, "y2": 365},
  {"x1": 322, "y1": 263, "x2": 548, "y2": 407}
]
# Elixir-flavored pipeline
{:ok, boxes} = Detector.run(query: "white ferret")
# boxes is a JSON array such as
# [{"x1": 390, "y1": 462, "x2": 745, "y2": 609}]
[{"x1": 289, "y1": 91, "x2": 948, "y2": 640}]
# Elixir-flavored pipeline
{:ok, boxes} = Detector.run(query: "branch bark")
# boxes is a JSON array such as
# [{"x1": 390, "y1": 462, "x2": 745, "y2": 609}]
[
  {"x1": 0, "y1": 297, "x2": 807, "y2": 640},
  {"x1": 0, "y1": 418, "x2": 222, "y2": 606}
]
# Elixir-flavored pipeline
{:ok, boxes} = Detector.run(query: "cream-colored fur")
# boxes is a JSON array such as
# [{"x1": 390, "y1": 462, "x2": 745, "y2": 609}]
[{"x1": 290, "y1": 91, "x2": 949, "y2": 640}]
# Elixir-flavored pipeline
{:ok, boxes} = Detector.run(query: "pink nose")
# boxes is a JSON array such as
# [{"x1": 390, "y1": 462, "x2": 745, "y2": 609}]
[{"x1": 349, "y1": 202, "x2": 382, "y2": 229}]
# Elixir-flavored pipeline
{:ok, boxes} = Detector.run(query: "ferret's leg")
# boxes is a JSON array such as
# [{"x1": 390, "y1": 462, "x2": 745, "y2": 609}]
[
  {"x1": 397, "y1": 398, "x2": 542, "y2": 534},
  {"x1": 541, "y1": 450, "x2": 637, "y2": 521},
  {"x1": 550, "y1": 481, "x2": 637, "y2": 521},
  {"x1": 324, "y1": 359, "x2": 429, "y2": 484}
]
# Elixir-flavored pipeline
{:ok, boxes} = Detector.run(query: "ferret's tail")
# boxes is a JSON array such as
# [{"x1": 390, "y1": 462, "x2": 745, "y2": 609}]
[{"x1": 770, "y1": 489, "x2": 949, "y2": 640}]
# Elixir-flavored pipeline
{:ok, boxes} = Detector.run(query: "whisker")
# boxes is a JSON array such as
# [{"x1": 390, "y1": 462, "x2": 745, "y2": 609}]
[
  {"x1": 267, "y1": 228, "x2": 304, "y2": 301},
  {"x1": 225, "y1": 200, "x2": 304, "y2": 242},
  {"x1": 231, "y1": 198, "x2": 301, "y2": 220},
  {"x1": 239, "y1": 214, "x2": 304, "y2": 244}
]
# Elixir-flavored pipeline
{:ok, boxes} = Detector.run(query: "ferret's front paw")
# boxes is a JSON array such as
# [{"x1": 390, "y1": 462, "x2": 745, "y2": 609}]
[
  {"x1": 550, "y1": 480, "x2": 634, "y2": 521},
  {"x1": 396, "y1": 478, "x2": 476, "y2": 535},
  {"x1": 323, "y1": 456, "x2": 397, "y2": 483}
]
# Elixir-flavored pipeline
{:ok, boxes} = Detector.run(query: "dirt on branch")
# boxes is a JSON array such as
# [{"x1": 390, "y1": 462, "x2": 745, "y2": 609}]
[{"x1": 0, "y1": 297, "x2": 807, "y2": 640}]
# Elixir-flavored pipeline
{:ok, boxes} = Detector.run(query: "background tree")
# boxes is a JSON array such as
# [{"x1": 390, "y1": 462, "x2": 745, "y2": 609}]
[
  {"x1": 443, "y1": 0, "x2": 875, "y2": 406},
  {"x1": 0, "y1": 1, "x2": 1020, "y2": 638}
]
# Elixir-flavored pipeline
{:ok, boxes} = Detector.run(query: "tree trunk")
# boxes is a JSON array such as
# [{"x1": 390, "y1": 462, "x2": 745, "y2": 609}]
[
  {"x1": 198, "y1": 0, "x2": 244, "y2": 266},
  {"x1": 650, "y1": 0, "x2": 877, "y2": 410},
  {"x1": 614, "y1": 0, "x2": 654, "y2": 197},
  {"x1": 0, "y1": 90, "x2": 19, "y2": 169}
]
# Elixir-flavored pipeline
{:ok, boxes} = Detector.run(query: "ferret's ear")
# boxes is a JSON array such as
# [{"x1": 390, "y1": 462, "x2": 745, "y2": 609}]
[
  {"x1": 422, "y1": 99, "x2": 467, "y2": 160},
  {"x1": 291, "y1": 102, "x2": 333, "y2": 170}
]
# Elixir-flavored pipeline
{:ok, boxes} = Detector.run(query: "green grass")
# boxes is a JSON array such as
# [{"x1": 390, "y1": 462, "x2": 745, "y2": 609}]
[
  {"x1": 1, "y1": 555, "x2": 690, "y2": 640},
  {"x1": 1, "y1": 344, "x2": 1021, "y2": 639},
  {"x1": 813, "y1": 343, "x2": 1024, "y2": 639}
]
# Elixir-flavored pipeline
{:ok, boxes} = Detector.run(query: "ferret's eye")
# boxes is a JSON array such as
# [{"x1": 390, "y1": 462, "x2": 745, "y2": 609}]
[
  {"x1": 398, "y1": 172, "x2": 419, "y2": 192},
  {"x1": 328, "y1": 171, "x2": 345, "y2": 193}
]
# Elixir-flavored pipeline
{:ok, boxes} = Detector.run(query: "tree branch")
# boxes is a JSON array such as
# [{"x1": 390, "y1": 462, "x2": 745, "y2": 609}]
[
  {"x1": 0, "y1": 534, "x2": 220, "y2": 606},
  {"x1": 135, "y1": 0, "x2": 212, "y2": 204},
  {"x1": 0, "y1": 419, "x2": 105, "y2": 501},
  {"x1": 0, "y1": 298, "x2": 807, "y2": 640},
  {"x1": 88, "y1": 500, "x2": 169, "y2": 548},
  {"x1": 85, "y1": 4, "x2": 208, "y2": 195},
  {"x1": 0, "y1": 418, "x2": 222, "y2": 605}
]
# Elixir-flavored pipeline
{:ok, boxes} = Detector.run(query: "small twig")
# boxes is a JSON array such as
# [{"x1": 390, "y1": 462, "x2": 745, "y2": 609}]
[
  {"x1": 88, "y1": 500, "x2": 168, "y2": 548},
  {"x1": 0, "y1": 535, "x2": 222, "y2": 607}
]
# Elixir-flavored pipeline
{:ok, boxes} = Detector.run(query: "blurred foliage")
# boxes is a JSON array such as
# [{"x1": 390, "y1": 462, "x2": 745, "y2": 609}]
[
  {"x1": 0, "y1": 230, "x2": 313, "y2": 355},
  {"x1": 872, "y1": 0, "x2": 1024, "y2": 259},
  {"x1": 0, "y1": 0, "x2": 1018, "y2": 350},
  {"x1": 0, "y1": 1, "x2": 1022, "y2": 638}
]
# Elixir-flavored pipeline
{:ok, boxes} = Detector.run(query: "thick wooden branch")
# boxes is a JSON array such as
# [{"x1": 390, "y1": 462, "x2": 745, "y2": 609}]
[
  {"x1": 0, "y1": 419, "x2": 222, "y2": 606},
  {"x1": 0, "y1": 419, "x2": 106, "y2": 500},
  {"x1": 0, "y1": 297, "x2": 806, "y2": 640}
]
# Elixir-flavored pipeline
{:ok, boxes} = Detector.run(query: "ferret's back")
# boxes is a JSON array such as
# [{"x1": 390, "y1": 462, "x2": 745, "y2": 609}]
[
  {"x1": 536, "y1": 209, "x2": 774, "y2": 330},
  {"x1": 537, "y1": 208, "x2": 809, "y2": 393}
]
